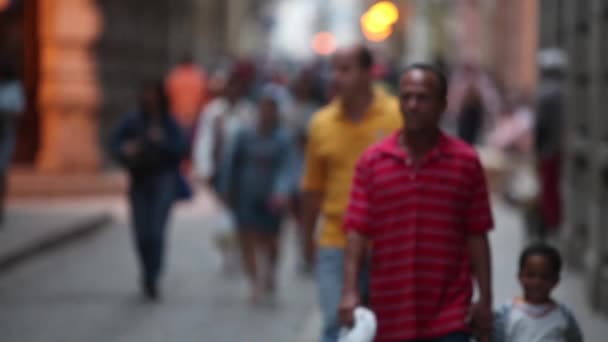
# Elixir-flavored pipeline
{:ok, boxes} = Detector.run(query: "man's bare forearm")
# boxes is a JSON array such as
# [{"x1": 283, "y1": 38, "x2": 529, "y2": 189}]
[
  {"x1": 301, "y1": 191, "x2": 322, "y2": 262},
  {"x1": 343, "y1": 231, "x2": 368, "y2": 294},
  {"x1": 468, "y1": 234, "x2": 492, "y2": 304}
]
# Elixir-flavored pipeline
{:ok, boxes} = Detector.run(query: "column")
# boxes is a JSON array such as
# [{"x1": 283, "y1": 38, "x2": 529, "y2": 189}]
[{"x1": 36, "y1": 0, "x2": 102, "y2": 172}]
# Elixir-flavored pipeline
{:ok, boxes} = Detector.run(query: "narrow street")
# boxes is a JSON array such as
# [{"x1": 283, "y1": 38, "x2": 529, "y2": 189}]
[
  {"x1": 0, "y1": 192, "x2": 606, "y2": 341},
  {"x1": 0, "y1": 193, "x2": 317, "y2": 342}
]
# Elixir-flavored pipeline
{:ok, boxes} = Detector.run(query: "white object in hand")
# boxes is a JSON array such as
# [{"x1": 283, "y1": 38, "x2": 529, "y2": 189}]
[{"x1": 338, "y1": 307, "x2": 377, "y2": 342}]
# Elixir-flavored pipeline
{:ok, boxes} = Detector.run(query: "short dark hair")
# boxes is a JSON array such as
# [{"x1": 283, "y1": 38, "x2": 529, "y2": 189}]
[
  {"x1": 402, "y1": 63, "x2": 448, "y2": 100},
  {"x1": 356, "y1": 45, "x2": 374, "y2": 71},
  {"x1": 519, "y1": 243, "x2": 562, "y2": 277}
]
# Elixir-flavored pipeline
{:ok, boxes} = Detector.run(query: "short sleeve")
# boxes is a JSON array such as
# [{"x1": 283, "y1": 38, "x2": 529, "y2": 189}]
[
  {"x1": 560, "y1": 304, "x2": 583, "y2": 342},
  {"x1": 464, "y1": 157, "x2": 494, "y2": 234},
  {"x1": 343, "y1": 155, "x2": 374, "y2": 236},
  {"x1": 300, "y1": 117, "x2": 326, "y2": 192}
]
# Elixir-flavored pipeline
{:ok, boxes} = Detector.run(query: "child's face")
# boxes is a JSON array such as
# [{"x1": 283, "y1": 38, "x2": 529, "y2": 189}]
[{"x1": 518, "y1": 254, "x2": 559, "y2": 304}]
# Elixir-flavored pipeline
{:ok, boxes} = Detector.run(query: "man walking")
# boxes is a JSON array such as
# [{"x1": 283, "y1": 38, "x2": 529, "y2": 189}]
[
  {"x1": 339, "y1": 64, "x2": 493, "y2": 341},
  {"x1": 301, "y1": 45, "x2": 402, "y2": 342}
]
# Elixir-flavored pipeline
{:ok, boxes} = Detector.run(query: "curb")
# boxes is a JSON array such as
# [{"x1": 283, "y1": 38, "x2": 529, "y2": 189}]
[{"x1": 0, "y1": 214, "x2": 113, "y2": 273}]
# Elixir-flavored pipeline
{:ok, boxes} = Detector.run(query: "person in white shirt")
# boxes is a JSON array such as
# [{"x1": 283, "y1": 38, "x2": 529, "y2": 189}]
[
  {"x1": 192, "y1": 62, "x2": 256, "y2": 274},
  {"x1": 493, "y1": 243, "x2": 583, "y2": 342},
  {"x1": 193, "y1": 63, "x2": 256, "y2": 189}
]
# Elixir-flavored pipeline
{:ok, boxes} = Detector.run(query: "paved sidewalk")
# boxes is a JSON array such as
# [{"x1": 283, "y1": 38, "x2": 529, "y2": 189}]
[{"x1": 0, "y1": 199, "x2": 115, "y2": 272}]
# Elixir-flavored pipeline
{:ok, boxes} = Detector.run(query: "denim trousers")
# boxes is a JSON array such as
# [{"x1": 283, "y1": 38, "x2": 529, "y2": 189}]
[{"x1": 129, "y1": 171, "x2": 176, "y2": 284}]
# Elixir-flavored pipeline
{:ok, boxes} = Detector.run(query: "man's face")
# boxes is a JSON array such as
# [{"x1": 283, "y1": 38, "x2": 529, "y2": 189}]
[
  {"x1": 399, "y1": 69, "x2": 445, "y2": 133},
  {"x1": 331, "y1": 50, "x2": 366, "y2": 98}
]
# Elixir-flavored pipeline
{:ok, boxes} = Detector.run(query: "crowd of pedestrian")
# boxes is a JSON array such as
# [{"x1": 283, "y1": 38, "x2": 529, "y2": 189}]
[{"x1": 105, "y1": 44, "x2": 580, "y2": 342}]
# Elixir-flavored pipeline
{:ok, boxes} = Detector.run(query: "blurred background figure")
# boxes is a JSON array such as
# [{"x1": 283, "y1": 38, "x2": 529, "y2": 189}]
[
  {"x1": 533, "y1": 48, "x2": 567, "y2": 238},
  {"x1": 457, "y1": 85, "x2": 484, "y2": 145},
  {"x1": 111, "y1": 81, "x2": 187, "y2": 300},
  {"x1": 446, "y1": 61, "x2": 502, "y2": 144},
  {"x1": 193, "y1": 61, "x2": 257, "y2": 274},
  {"x1": 165, "y1": 55, "x2": 208, "y2": 178},
  {"x1": 286, "y1": 68, "x2": 321, "y2": 274},
  {"x1": 0, "y1": 58, "x2": 23, "y2": 225},
  {"x1": 165, "y1": 54, "x2": 208, "y2": 138},
  {"x1": 218, "y1": 84, "x2": 295, "y2": 305}
]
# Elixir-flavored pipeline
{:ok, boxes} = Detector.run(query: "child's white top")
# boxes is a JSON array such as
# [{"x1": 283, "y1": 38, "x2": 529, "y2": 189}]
[{"x1": 493, "y1": 298, "x2": 583, "y2": 342}]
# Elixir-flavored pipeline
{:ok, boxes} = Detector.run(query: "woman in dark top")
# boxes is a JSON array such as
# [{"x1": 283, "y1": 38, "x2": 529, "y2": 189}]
[{"x1": 111, "y1": 81, "x2": 187, "y2": 300}]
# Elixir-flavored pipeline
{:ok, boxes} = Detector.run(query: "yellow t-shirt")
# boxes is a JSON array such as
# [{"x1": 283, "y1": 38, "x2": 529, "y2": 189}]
[{"x1": 301, "y1": 88, "x2": 402, "y2": 248}]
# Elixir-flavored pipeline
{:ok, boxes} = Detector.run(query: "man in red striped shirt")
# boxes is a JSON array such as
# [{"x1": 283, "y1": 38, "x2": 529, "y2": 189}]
[{"x1": 339, "y1": 64, "x2": 494, "y2": 342}]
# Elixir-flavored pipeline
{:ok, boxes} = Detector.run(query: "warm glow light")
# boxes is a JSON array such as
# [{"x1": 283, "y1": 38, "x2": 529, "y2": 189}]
[
  {"x1": 360, "y1": 1, "x2": 399, "y2": 42},
  {"x1": 0, "y1": 0, "x2": 10, "y2": 12},
  {"x1": 363, "y1": 25, "x2": 393, "y2": 42},
  {"x1": 311, "y1": 31, "x2": 337, "y2": 56},
  {"x1": 370, "y1": 1, "x2": 399, "y2": 25}
]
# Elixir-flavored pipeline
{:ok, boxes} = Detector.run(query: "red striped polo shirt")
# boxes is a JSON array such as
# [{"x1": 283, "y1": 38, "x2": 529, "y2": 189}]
[{"x1": 344, "y1": 131, "x2": 493, "y2": 341}]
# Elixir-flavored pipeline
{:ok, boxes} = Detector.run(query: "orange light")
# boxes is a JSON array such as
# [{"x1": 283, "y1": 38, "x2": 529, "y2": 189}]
[
  {"x1": 360, "y1": 11, "x2": 387, "y2": 34},
  {"x1": 360, "y1": 1, "x2": 399, "y2": 42},
  {"x1": 369, "y1": 1, "x2": 399, "y2": 25},
  {"x1": 311, "y1": 31, "x2": 337, "y2": 56},
  {"x1": 0, "y1": 0, "x2": 10, "y2": 12},
  {"x1": 363, "y1": 25, "x2": 393, "y2": 42}
]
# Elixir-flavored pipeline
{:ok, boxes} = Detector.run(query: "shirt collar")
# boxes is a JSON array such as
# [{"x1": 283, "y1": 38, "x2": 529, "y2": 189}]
[{"x1": 378, "y1": 130, "x2": 453, "y2": 162}]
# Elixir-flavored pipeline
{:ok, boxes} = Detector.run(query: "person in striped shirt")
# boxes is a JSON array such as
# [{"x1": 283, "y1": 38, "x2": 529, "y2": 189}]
[{"x1": 339, "y1": 64, "x2": 494, "y2": 341}]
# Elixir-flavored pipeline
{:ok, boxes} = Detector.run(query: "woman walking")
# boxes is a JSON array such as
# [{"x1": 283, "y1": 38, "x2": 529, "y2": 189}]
[
  {"x1": 219, "y1": 85, "x2": 296, "y2": 305},
  {"x1": 111, "y1": 81, "x2": 187, "y2": 300}
]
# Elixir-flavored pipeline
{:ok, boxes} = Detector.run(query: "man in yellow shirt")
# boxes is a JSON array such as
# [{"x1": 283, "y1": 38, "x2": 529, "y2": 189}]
[{"x1": 301, "y1": 45, "x2": 402, "y2": 342}]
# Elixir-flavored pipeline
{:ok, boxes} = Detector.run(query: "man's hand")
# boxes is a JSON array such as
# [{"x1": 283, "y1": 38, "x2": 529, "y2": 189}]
[
  {"x1": 468, "y1": 300, "x2": 493, "y2": 342},
  {"x1": 338, "y1": 289, "x2": 360, "y2": 328}
]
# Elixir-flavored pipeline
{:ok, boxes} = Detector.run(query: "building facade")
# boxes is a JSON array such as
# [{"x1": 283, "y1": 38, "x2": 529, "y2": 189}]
[
  {"x1": 540, "y1": 0, "x2": 608, "y2": 313},
  {"x1": 1, "y1": 0, "x2": 274, "y2": 175}
]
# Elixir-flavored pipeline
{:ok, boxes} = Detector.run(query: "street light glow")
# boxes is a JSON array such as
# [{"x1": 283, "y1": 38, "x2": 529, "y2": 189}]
[
  {"x1": 311, "y1": 31, "x2": 337, "y2": 56},
  {"x1": 360, "y1": 1, "x2": 399, "y2": 42}
]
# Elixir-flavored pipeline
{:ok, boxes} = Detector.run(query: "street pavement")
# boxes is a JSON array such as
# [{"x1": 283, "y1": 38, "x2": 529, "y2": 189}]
[
  {"x1": 0, "y1": 192, "x2": 318, "y2": 342},
  {"x1": 0, "y1": 191, "x2": 606, "y2": 341}
]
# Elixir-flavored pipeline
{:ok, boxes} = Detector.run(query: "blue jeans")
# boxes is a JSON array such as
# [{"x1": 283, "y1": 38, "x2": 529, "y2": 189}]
[
  {"x1": 316, "y1": 248, "x2": 344, "y2": 342},
  {"x1": 129, "y1": 171, "x2": 176, "y2": 285},
  {"x1": 316, "y1": 248, "x2": 369, "y2": 342}
]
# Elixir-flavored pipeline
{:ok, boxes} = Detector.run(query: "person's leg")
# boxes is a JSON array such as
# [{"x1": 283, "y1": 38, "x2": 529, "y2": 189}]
[
  {"x1": 129, "y1": 186, "x2": 153, "y2": 295},
  {"x1": 145, "y1": 172, "x2": 177, "y2": 296},
  {"x1": 316, "y1": 248, "x2": 344, "y2": 342},
  {"x1": 239, "y1": 228, "x2": 260, "y2": 303},
  {"x1": 257, "y1": 231, "x2": 280, "y2": 295}
]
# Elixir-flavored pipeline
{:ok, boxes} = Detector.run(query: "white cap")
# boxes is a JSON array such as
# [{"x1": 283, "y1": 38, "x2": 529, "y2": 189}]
[{"x1": 338, "y1": 307, "x2": 377, "y2": 342}]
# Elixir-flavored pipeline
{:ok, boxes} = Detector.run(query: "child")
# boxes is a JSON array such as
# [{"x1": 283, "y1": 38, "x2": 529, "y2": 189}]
[
  {"x1": 218, "y1": 84, "x2": 296, "y2": 305},
  {"x1": 493, "y1": 243, "x2": 583, "y2": 342}
]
